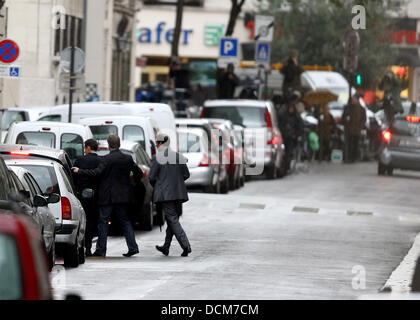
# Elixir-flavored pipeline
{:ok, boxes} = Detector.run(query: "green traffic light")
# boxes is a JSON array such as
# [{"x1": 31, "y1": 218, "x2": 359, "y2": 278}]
[{"x1": 356, "y1": 74, "x2": 362, "y2": 86}]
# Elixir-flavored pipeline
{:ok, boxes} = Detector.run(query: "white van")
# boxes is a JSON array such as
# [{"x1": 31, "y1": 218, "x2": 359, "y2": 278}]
[
  {"x1": 78, "y1": 116, "x2": 158, "y2": 158},
  {"x1": 5, "y1": 121, "x2": 93, "y2": 163},
  {"x1": 1, "y1": 107, "x2": 52, "y2": 142}
]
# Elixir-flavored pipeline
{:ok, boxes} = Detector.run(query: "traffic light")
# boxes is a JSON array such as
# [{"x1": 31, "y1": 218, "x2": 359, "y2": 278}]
[{"x1": 356, "y1": 74, "x2": 362, "y2": 86}]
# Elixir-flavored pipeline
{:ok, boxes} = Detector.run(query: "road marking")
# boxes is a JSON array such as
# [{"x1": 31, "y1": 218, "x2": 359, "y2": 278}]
[
  {"x1": 292, "y1": 206, "x2": 319, "y2": 214},
  {"x1": 381, "y1": 232, "x2": 420, "y2": 293},
  {"x1": 238, "y1": 203, "x2": 266, "y2": 210},
  {"x1": 347, "y1": 210, "x2": 373, "y2": 216}
]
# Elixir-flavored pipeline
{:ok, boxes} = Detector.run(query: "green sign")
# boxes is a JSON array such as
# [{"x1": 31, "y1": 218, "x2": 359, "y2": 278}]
[{"x1": 204, "y1": 25, "x2": 225, "y2": 46}]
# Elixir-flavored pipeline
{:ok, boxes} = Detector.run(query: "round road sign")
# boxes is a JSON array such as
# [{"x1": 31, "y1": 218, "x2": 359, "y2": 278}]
[
  {"x1": 60, "y1": 47, "x2": 86, "y2": 73},
  {"x1": 0, "y1": 39, "x2": 20, "y2": 64}
]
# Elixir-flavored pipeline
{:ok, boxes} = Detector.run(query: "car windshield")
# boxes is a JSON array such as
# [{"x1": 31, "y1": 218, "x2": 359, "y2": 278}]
[
  {"x1": 61, "y1": 133, "x2": 84, "y2": 164},
  {"x1": 90, "y1": 125, "x2": 118, "y2": 141},
  {"x1": 391, "y1": 119, "x2": 420, "y2": 137},
  {"x1": 16, "y1": 132, "x2": 55, "y2": 148},
  {"x1": 14, "y1": 165, "x2": 60, "y2": 195},
  {"x1": 178, "y1": 132, "x2": 202, "y2": 153},
  {"x1": 0, "y1": 234, "x2": 23, "y2": 300},
  {"x1": 1, "y1": 111, "x2": 26, "y2": 131},
  {"x1": 205, "y1": 106, "x2": 267, "y2": 128}
]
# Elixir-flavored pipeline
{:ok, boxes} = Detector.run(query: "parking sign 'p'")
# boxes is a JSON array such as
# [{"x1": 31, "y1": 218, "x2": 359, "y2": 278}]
[
  {"x1": 224, "y1": 41, "x2": 234, "y2": 55},
  {"x1": 219, "y1": 38, "x2": 238, "y2": 58}
]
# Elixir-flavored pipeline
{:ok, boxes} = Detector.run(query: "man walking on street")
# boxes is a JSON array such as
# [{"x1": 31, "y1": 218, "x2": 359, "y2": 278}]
[
  {"x1": 73, "y1": 139, "x2": 101, "y2": 257},
  {"x1": 150, "y1": 133, "x2": 192, "y2": 257},
  {"x1": 343, "y1": 94, "x2": 367, "y2": 163},
  {"x1": 72, "y1": 135, "x2": 142, "y2": 258}
]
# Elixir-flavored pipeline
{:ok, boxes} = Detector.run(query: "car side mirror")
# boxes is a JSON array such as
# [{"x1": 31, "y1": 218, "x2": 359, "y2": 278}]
[
  {"x1": 81, "y1": 188, "x2": 94, "y2": 199},
  {"x1": 19, "y1": 190, "x2": 31, "y2": 200},
  {"x1": 48, "y1": 193, "x2": 61, "y2": 204},
  {"x1": 33, "y1": 195, "x2": 48, "y2": 207}
]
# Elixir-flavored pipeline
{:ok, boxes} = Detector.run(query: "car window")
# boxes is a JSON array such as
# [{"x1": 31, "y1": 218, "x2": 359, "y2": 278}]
[
  {"x1": 392, "y1": 119, "x2": 420, "y2": 137},
  {"x1": 17, "y1": 165, "x2": 60, "y2": 195},
  {"x1": 123, "y1": 125, "x2": 146, "y2": 149},
  {"x1": 178, "y1": 132, "x2": 202, "y2": 153},
  {"x1": 16, "y1": 132, "x2": 56, "y2": 148},
  {"x1": 61, "y1": 133, "x2": 84, "y2": 164},
  {"x1": 0, "y1": 157, "x2": 11, "y2": 200},
  {"x1": 58, "y1": 165, "x2": 75, "y2": 195},
  {"x1": 89, "y1": 125, "x2": 118, "y2": 141},
  {"x1": 25, "y1": 173, "x2": 43, "y2": 196},
  {"x1": 205, "y1": 106, "x2": 267, "y2": 128},
  {"x1": 23, "y1": 173, "x2": 38, "y2": 199},
  {"x1": 0, "y1": 234, "x2": 23, "y2": 300},
  {"x1": 38, "y1": 115, "x2": 62, "y2": 122},
  {"x1": 1, "y1": 110, "x2": 26, "y2": 131},
  {"x1": 137, "y1": 146, "x2": 151, "y2": 166}
]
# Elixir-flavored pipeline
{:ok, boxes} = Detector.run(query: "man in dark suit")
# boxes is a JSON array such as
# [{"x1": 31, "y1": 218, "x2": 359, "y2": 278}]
[
  {"x1": 72, "y1": 135, "x2": 142, "y2": 258},
  {"x1": 73, "y1": 139, "x2": 101, "y2": 257},
  {"x1": 150, "y1": 133, "x2": 192, "y2": 257}
]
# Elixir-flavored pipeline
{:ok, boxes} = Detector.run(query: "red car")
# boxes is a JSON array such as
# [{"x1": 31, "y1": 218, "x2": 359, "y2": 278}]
[{"x1": 0, "y1": 212, "x2": 53, "y2": 300}]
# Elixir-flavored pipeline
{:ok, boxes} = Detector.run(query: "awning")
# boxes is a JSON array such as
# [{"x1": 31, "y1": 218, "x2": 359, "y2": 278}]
[{"x1": 395, "y1": 48, "x2": 420, "y2": 67}]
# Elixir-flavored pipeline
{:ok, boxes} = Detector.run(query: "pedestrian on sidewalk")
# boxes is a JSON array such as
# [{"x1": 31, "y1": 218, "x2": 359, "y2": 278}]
[
  {"x1": 73, "y1": 139, "x2": 101, "y2": 257},
  {"x1": 72, "y1": 135, "x2": 142, "y2": 258},
  {"x1": 316, "y1": 103, "x2": 336, "y2": 161},
  {"x1": 150, "y1": 133, "x2": 192, "y2": 257}
]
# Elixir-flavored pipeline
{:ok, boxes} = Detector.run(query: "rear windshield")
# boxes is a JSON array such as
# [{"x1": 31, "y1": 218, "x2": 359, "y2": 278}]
[
  {"x1": 391, "y1": 119, "x2": 420, "y2": 137},
  {"x1": 178, "y1": 132, "x2": 202, "y2": 153},
  {"x1": 14, "y1": 165, "x2": 60, "y2": 195},
  {"x1": 90, "y1": 125, "x2": 118, "y2": 141},
  {"x1": 61, "y1": 133, "x2": 84, "y2": 163},
  {"x1": 16, "y1": 132, "x2": 55, "y2": 148},
  {"x1": 123, "y1": 125, "x2": 146, "y2": 149},
  {"x1": 0, "y1": 234, "x2": 23, "y2": 300},
  {"x1": 205, "y1": 106, "x2": 267, "y2": 128},
  {"x1": 1, "y1": 111, "x2": 26, "y2": 131}
]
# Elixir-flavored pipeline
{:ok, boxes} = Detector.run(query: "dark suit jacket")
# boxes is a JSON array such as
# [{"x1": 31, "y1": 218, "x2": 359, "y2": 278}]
[
  {"x1": 73, "y1": 153, "x2": 101, "y2": 196},
  {"x1": 78, "y1": 149, "x2": 143, "y2": 206},
  {"x1": 149, "y1": 147, "x2": 190, "y2": 204}
]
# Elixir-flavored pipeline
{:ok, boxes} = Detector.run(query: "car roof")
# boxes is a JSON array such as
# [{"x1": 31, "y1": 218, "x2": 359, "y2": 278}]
[
  {"x1": 10, "y1": 121, "x2": 89, "y2": 129},
  {"x1": 0, "y1": 144, "x2": 67, "y2": 165},
  {"x1": 6, "y1": 159, "x2": 56, "y2": 168},
  {"x1": 79, "y1": 115, "x2": 151, "y2": 122},
  {"x1": 204, "y1": 99, "x2": 269, "y2": 108}
]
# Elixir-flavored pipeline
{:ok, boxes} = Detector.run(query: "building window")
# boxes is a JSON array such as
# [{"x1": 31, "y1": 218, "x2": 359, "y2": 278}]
[{"x1": 54, "y1": 15, "x2": 84, "y2": 56}]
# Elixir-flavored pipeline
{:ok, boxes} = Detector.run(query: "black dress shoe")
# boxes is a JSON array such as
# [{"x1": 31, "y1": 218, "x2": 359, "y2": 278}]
[
  {"x1": 156, "y1": 245, "x2": 169, "y2": 256},
  {"x1": 123, "y1": 250, "x2": 139, "y2": 257},
  {"x1": 181, "y1": 247, "x2": 192, "y2": 257},
  {"x1": 85, "y1": 249, "x2": 93, "y2": 257}
]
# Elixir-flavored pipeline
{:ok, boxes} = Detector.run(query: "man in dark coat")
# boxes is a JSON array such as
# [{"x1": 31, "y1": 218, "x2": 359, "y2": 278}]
[
  {"x1": 150, "y1": 133, "x2": 191, "y2": 257},
  {"x1": 343, "y1": 95, "x2": 367, "y2": 163},
  {"x1": 217, "y1": 63, "x2": 240, "y2": 99},
  {"x1": 281, "y1": 50, "x2": 304, "y2": 99},
  {"x1": 72, "y1": 135, "x2": 142, "y2": 258},
  {"x1": 73, "y1": 139, "x2": 101, "y2": 257}
]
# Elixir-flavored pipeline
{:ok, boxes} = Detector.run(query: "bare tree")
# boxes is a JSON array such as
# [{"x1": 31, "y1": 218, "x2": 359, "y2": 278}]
[
  {"x1": 171, "y1": 0, "x2": 185, "y2": 57},
  {"x1": 225, "y1": 0, "x2": 246, "y2": 37}
]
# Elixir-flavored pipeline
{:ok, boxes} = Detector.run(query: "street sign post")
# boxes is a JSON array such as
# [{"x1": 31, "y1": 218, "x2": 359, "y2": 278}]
[
  {"x1": 218, "y1": 37, "x2": 239, "y2": 68},
  {"x1": 255, "y1": 42, "x2": 271, "y2": 67},
  {"x1": 0, "y1": 65, "x2": 20, "y2": 78},
  {"x1": 60, "y1": 47, "x2": 85, "y2": 73},
  {"x1": 0, "y1": 39, "x2": 20, "y2": 64},
  {"x1": 254, "y1": 15, "x2": 275, "y2": 42}
]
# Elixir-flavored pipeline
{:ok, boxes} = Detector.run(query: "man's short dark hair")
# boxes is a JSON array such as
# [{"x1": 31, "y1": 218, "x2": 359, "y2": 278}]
[
  {"x1": 107, "y1": 135, "x2": 121, "y2": 150},
  {"x1": 85, "y1": 139, "x2": 99, "y2": 151}
]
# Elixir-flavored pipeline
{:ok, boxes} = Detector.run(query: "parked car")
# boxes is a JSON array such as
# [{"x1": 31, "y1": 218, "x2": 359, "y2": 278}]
[
  {"x1": 4, "y1": 121, "x2": 93, "y2": 164},
  {"x1": 378, "y1": 115, "x2": 420, "y2": 175},
  {"x1": 201, "y1": 99, "x2": 285, "y2": 179},
  {"x1": 176, "y1": 118, "x2": 228, "y2": 193},
  {"x1": 78, "y1": 115, "x2": 158, "y2": 158},
  {"x1": 0, "y1": 145, "x2": 87, "y2": 268},
  {"x1": 0, "y1": 212, "x2": 53, "y2": 300},
  {"x1": 97, "y1": 141, "x2": 156, "y2": 231},
  {"x1": 0, "y1": 107, "x2": 51, "y2": 143},
  {"x1": 7, "y1": 166, "x2": 58, "y2": 270}
]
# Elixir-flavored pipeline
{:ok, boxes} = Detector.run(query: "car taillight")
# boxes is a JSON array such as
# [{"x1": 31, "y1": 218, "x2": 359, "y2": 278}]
[
  {"x1": 270, "y1": 136, "x2": 280, "y2": 145},
  {"x1": 407, "y1": 116, "x2": 420, "y2": 123},
  {"x1": 383, "y1": 130, "x2": 392, "y2": 142},
  {"x1": 10, "y1": 151, "x2": 30, "y2": 156},
  {"x1": 200, "y1": 107, "x2": 206, "y2": 118},
  {"x1": 265, "y1": 108, "x2": 273, "y2": 129},
  {"x1": 199, "y1": 154, "x2": 210, "y2": 167},
  {"x1": 61, "y1": 197, "x2": 72, "y2": 220}
]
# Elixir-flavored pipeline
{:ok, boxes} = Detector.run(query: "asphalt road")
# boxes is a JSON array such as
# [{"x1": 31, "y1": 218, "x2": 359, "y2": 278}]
[{"x1": 52, "y1": 162, "x2": 420, "y2": 300}]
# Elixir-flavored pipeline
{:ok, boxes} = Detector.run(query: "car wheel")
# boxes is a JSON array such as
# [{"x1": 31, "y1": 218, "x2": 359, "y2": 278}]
[
  {"x1": 378, "y1": 162, "x2": 386, "y2": 175},
  {"x1": 220, "y1": 176, "x2": 229, "y2": 194},
  {"x1": 265, "y1": 164, "x2": 276, "y2": 180},
  {"x1": 140, "y1": 202, "x2": 154, "y2": 231},
  {"x1": 64, "y1": 238, "x2": 80, "y2": 269}
]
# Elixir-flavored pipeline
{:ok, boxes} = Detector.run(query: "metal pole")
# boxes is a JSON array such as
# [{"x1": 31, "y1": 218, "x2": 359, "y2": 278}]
[{"x1": 68, "y1": 16, "x2": 75, "y2": 123}]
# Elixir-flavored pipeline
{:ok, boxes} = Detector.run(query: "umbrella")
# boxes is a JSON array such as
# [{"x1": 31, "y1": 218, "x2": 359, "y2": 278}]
[{"x1": 303, "y1": 89, "x2": 339, "y2": 106}]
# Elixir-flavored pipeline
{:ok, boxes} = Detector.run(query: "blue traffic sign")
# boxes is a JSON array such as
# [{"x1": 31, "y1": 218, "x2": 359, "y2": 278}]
[
  {"x1": 255, "y1": 43, "x2": 271, "y2": 64},
  {"x1": 9, "y1": 67, "x2": 19, "y2": 77},
  {"x1": 220, "y1": 38, "x2": 238, "y2": 58}
]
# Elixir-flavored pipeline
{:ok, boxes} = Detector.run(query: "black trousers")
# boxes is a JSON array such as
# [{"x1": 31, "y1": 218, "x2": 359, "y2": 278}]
[
  {"x1": 161, "y1": 201, "x2": 190, "y2": 251},
  {"x1": 80, "y1": 198, "x2": 98, "y2": 251},
  {"x1": 348, "y1": 134, "x2": 360, "y2": 162}
]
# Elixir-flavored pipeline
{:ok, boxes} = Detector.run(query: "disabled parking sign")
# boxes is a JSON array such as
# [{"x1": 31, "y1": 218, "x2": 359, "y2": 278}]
[{"x1": 0, "y1": 65, "x2": 21, "y2": 79}]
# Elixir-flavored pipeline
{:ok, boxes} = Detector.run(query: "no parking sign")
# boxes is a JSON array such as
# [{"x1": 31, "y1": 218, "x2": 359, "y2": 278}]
[{"x1": 0, "y1": 39, "x2": 20, "y2": 64}]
